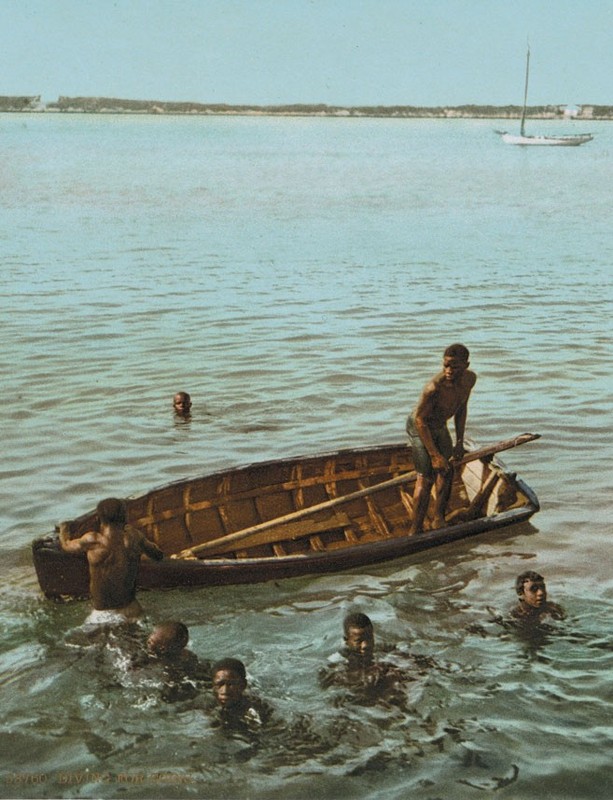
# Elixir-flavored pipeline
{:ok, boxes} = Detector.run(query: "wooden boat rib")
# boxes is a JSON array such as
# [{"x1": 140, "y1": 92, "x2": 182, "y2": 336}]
[{"x1": 32, "y1": 436, "x2": 540, "y2": 600}]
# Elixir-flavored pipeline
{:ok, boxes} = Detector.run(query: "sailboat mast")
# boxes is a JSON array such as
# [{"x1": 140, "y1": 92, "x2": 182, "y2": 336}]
[{"x1": 520, "y1": 45, "x2": 530, "y2": 137}]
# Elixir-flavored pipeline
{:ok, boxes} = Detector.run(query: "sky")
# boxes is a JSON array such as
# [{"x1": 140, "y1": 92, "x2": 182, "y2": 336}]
[{"x1": 1, "y1": 0, "x2": 611, "y2": 107}]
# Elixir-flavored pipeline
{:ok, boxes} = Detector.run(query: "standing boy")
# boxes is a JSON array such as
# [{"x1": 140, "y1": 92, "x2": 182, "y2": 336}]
[{"x1": 406, "y1": 344, "x2": 477, "y2": 534}]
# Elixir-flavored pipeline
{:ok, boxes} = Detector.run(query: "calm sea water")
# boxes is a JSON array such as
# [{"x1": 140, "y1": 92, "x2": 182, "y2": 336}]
[{"x1": 1, "y1": 113, "x2": 611, "y2": 800}]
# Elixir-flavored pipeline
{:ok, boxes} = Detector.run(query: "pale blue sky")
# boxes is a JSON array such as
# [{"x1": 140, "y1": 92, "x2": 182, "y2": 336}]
[{"x1": 1, "y1": 0, "x2": 611, "y2": 106}]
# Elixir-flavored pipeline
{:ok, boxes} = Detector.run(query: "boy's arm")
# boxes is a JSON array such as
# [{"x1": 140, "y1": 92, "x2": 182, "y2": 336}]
[
  {"x1": 452, "y1": 373, "x2": 477, "y2": 459},
  {"x1": 125, "y1": 524, "x2": 164, "y2": 560},
  {"x1": 453, "y1": 403, "x2": 468, "y2": 458},
  {"x1": 58, "y1": 522, "x2": 96, "y2": 554},
  {"x1": 139, "y1": 532, "x2": 164, "y2": 561}
]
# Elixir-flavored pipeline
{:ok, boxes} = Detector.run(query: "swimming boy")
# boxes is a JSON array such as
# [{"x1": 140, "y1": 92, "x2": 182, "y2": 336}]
[
  {"x1": 146, "y1": 621, "x2": 211, "y2": 701},
  {"x1": 342, "y1": 612, "x2": 376, "y2": 663},
  {"x1": 59, "y1": 497, "x2": 164, "y2": 623},
  {"x1": 148, "y1": 621, "x2": 193, "y2": 663},
  {"x1": 211, "y1": 658, "x2": 272, "y2": 730},
  {"x1": 173, "y1": 391, "x2": 192, "y2": 416},
  {"x1": 511, "y1": 571, "x2": 566, "y2": 623},
  {"x1": 406, "y1": 343, "x2": 477, "y2": 534},
  {"x1": 320, "y1": 613, "x2": 422, "y2": 708}
]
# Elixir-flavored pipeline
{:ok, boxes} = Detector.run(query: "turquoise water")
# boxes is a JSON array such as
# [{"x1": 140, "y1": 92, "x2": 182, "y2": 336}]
[{"x1": 1, "y1": 113, "x2": 612, "y2": 799}]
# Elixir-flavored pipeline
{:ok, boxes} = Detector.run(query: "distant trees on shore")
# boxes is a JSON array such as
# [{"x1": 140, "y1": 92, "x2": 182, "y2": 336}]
[{"x1": 1, "y1": 95, "x2": 610, "y2": 119}]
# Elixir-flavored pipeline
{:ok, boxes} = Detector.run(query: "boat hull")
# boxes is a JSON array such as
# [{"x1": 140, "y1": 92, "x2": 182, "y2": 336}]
[
  {"x1": 32, "y1": 441, "x2": 540, "y2": 599},
  {"x1": 501, "y1": 132, "x2": 593, "y2": 146}
]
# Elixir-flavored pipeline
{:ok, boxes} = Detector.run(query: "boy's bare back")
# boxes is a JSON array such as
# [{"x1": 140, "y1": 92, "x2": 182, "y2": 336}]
[{"x1": 59, "y1": 498, "x2": 163, "y2": 613}]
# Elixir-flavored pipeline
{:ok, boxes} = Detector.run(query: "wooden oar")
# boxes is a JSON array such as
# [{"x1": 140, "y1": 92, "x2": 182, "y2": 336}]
[{"x1": 175, "y1": 433, "x2": 540, "y2": 559}]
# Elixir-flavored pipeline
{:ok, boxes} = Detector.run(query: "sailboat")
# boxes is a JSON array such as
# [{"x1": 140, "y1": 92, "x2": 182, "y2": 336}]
[{"x1": 498, "y1": 47, "x2": 593, "y2": 146}]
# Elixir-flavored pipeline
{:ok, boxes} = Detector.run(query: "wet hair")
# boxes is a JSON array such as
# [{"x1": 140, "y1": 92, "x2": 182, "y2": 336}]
[
  {"x1": 173, "y1": 391, "x2": 191, "y2": 405},
  {"x1": 515, "y1": 570, "x2": 545, "y2": 596},
  {"x1": 343, "y1": 612, "x2": 373, "y2": 634},
  {"x1": 96, "y1": 498, "x2": 127, "y2": 526},
  {"x1": 444, "y1": 343, "x2": 470, "y2": 362},
  {"x1": 149, "y1": 622, "x2": 189, "y2": 655},
  {"x1": 211, "y1": 658, "x2": 246, "y2": 681}
]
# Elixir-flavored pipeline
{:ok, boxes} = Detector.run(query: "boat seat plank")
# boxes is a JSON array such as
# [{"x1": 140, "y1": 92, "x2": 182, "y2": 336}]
[{"x1": 196, "y1": 512, "x2": 352, "y2": 557}]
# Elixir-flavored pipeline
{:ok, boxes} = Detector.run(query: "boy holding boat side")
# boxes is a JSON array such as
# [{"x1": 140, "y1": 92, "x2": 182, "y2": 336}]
[
  {"x1": 406, "y1": 344, "x2": 477, "y2": 535},
  {"x1": 59, "y1": 497, "x2": 163, "y2": 623}
]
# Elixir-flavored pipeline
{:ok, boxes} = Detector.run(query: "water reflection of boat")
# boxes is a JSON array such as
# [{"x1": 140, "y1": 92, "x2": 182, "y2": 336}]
[
  {"x1": 32, "y1": 434, "x2": 540, "y2": 600},
  {"x1": 497, "y1": 47, "x2": 593, "y2": 147}
]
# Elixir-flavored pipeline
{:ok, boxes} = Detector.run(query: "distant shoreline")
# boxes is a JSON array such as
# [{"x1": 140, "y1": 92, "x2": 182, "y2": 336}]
[{"x1": 1, "y1": 95, "x2": 611, "y2": 120}]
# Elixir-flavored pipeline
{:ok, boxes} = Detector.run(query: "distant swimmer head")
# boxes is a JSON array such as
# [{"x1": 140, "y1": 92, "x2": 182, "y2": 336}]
[{"x1": 173, "y1": 391, "x2": 192, "y2": 415}]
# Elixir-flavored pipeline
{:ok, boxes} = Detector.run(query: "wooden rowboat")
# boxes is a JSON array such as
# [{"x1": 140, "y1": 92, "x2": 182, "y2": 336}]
[{"x1": 32, "y1": 434, "x2": 540, "y2": 600}]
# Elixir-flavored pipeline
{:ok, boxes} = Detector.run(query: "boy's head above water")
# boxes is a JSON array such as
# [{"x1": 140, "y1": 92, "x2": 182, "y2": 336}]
[
  {"x1": 211, "y1": 658, "x2": 247, "y2": 708},
  {"x1": 515, "y1": 571, "x2": 547, "y2": 608},
  {"x1": 148, "y1": 621, "x2": 189, "y2": 658},
  {"x1": 343, "y1": 612, "x2": 375, "y2": 658},
  {"x1": 173, "y1": 391, "x2": 192, "y2": 415}
]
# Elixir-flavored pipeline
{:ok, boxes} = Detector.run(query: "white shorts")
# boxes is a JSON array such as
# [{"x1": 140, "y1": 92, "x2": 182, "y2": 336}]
[{"x1": 84, "y1": 599, "x2": 143, "y2": 625}]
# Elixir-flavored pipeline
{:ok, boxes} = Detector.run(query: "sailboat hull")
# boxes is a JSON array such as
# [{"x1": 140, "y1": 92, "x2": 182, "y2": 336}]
[{"x1": 501, "y1": 132, "x2": 593, "y2": 147}]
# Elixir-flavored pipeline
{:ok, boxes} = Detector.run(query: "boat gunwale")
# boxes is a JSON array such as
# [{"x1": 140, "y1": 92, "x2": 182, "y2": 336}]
[{"x1": 137, "y1": 440, "x2": 413, "y2": 495}]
